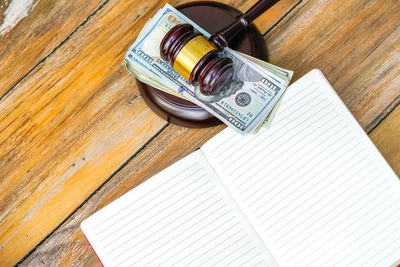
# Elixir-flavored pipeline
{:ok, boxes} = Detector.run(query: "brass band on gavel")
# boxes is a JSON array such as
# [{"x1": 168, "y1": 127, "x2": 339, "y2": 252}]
[{"x1": 160, "y1": 24, "x2": 234, "y2": 95}]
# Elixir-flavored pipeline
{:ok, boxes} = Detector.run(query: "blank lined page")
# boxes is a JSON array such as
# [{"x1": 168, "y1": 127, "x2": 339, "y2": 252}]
[
  {"x1": 81, "y1": 150, "x2": 278, "y2": 267},
  {"x1": 201, "y1": 69, "x2": 400, "y2": 266}
]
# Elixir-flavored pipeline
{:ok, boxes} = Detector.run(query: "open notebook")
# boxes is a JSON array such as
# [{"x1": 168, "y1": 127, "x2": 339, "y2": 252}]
[{"x1": 81, "y1": 70, "x2": 400, "y2": 267}]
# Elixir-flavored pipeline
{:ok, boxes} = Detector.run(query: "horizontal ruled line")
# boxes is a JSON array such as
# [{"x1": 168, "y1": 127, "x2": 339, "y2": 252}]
[
  {"x1": 103, "y1": 174, "x2": 210, "y2": 246},
  {"x1": 92, "y1": 162, "x2": 199, "y2": 231}
]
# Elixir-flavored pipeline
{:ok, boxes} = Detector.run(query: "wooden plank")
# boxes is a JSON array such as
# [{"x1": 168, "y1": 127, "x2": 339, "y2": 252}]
[
  {"x1": 0, "y1": 0, "x2": 300, "y2": 265},
  {"x1": 21, "y1": 124, "x2": 225, "y2": 266},
  {"x1": 370, "y1": 105, "x2": 400, "y2": 176},
  {"x1": 0, "y1": 0, "x2": 107, "y2": 98},
  {"x1": 265, "y1": 0, "x2": 400, "y2": 132}
]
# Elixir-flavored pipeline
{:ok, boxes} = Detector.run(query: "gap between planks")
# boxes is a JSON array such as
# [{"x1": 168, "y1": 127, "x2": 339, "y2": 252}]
[
  {"x1": 16, "y1": 122, "x2": 170, "y2": 265},
  {"x1": 262, "y1": 0, "x2": 303, "y2": 37},
  {"x1": 262, "y1": 0, "x2": 400, "y2": 135},
  {"x1": 0, "y1": 0, "x2": 111, "y2": 103},
  {"x1": 367, "y1": 94, "x2": 400, "y2": 135},
  {"x1": 359, "y1": 22, "x2": 400, "y2": 133}
]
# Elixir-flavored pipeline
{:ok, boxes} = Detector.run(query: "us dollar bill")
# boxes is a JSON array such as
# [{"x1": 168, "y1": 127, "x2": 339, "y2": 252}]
[
  {"x1": 124, "y1": 51, "x2": 290, "y2": 129},
  {"x1": 124, "y1": 3, "x2": 292, "y2": 134}
]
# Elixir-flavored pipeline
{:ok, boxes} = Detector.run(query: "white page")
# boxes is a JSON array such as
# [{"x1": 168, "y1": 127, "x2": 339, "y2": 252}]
[
  {"x1": 201, "y1": 69, "x2": 400, "y2": 266},
  {"x1": 81, "y1": 150, "x2": 278, "y2": 267}
]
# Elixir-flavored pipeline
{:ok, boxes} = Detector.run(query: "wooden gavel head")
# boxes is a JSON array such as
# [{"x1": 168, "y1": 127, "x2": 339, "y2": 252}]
[
  {"x1": 160, "y1": 0, "x2": 278, "y2": 95},
  {"x1": 160, "y1": 24, "x2": 234, "y2": 96}
]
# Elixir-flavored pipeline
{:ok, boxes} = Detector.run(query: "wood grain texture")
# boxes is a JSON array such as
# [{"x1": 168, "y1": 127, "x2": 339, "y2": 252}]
[
  {"x1": 370, "y1": 105, "x2": 400, "y2": 176},
  {"x1": 253, "y1": 0, "x2": 301, "y2": 35},
  {"x1": 0, "y1": 0, "x2": 168, "y2": 265},
  {"x1": 0, "y1": 0, "x2": 107, "y2": 98},
  {"x1": 265, "y1": 0, "x2": 400, "y2": 132},
  {"x1": 21, "y1": 124, "x2": 225, "y2": 266},
  {"x1": 0, "y1": 0, "x2": 298, "y2": 265},
  {"x1": 20, "y1": 0, "x2": 400, "y2": 264},
  {"x1": 2, "y1": 0, "x2": 400, "y2": 265}
]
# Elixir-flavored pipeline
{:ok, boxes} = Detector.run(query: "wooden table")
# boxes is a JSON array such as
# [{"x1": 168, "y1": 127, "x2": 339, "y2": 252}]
[{"x1": 0, "y1": 0, "x2": 399, "y2": 265}]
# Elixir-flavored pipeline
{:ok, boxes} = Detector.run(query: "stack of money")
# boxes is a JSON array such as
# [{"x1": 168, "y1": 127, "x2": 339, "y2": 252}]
[{"x1": 124, "y1": 3, "x2": 293, "y2": 135}]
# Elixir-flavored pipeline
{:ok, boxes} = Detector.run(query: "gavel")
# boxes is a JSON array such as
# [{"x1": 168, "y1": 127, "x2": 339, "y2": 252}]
[{"x1": 160, "y1": 0, "x2": 278, "y2": 95}]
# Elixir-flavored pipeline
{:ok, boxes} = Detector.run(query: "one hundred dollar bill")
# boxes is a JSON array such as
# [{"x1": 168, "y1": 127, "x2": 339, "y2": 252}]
[{"x1": 124, "y1": 3, "x2": 293, "y2": 134}]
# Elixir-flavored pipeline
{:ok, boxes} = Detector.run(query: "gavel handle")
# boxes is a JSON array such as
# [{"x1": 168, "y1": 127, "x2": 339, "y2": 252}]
[
  {"x1": 245, "y1": 0, "x2": 279, "y2": 21},
  {"x1": 210, "y1": 0, "x2": 279, "y2": 48}
]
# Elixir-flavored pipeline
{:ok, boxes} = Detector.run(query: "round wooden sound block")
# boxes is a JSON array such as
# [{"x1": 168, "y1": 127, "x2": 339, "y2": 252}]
[{"x1": 137, "y1": 1, "x2": 268, "y2": 128}]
